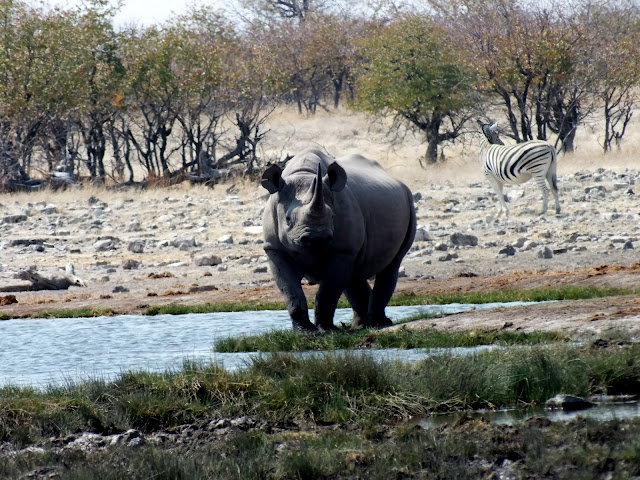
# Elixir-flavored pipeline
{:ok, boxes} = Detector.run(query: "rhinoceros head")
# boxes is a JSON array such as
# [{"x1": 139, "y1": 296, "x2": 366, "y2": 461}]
[{"x1": 262, "y1": 162, "x2": 347, "y2": 253}]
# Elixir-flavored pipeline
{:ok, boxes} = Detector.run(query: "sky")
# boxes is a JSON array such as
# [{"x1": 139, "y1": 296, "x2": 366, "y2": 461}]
[
  {"x1": 41, "y1": 0, "x2": 242, "y2": 27},
  {"x1": 112, "y1": 0, "x2": 235, "y2": 27}
]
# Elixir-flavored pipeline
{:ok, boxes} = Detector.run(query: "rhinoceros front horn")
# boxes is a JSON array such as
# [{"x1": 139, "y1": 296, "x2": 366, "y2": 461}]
[{"x1": 309, "y1": 164, "x2": 326, "y2": 216}]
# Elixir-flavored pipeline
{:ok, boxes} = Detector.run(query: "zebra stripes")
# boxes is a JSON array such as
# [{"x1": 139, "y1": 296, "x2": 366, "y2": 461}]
[{"x1": 480, "y1": 123, "x2": 560, "y2": 216}]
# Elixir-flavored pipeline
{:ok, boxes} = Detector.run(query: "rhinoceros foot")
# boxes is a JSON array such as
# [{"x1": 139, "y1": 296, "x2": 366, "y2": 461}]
[
  {"x1": 292, "y1": 319, "x2": 318, "y2": 332},
  {"x1": 317, "y1": 323, "x2": 339, "y2": 333},
  {"x1": 365, "y1": 315, "x2": 393, "y2": 329}
]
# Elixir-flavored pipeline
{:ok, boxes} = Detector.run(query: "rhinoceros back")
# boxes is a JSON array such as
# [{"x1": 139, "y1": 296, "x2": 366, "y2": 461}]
[{"x1": 333, "y1": 153, "x2": 416, "y2": 279}]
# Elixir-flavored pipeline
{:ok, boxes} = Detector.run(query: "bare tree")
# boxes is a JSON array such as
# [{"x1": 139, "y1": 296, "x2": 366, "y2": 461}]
[
  {"x1": 584, "y1": 0, "x2": 640, "y2": 152},
  {"x1": 433, "y1": 0, "x2": 602, "y2": 152}
]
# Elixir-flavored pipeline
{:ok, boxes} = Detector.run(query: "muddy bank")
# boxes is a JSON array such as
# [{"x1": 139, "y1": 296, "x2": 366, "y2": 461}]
[{"x1": 3, "y1": 413, "x2": 640, "y2": 479}]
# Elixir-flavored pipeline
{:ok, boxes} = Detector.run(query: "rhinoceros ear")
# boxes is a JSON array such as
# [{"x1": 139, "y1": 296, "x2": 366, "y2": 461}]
[
  {"x1": 261, "y1": 164, "x2": 284, "y2": 194},
  {"x1": 325, "y1": 162, "x2": 347, "y2": 192}
]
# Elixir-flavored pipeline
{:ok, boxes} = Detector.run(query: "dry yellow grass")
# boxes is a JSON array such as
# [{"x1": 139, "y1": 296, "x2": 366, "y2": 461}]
[
  {"x1": 257, "y1": 106, "x2": 640, "y2": 192},
  {"x1": 2, "y1": 106, "x2": 637, "y2": 204}
]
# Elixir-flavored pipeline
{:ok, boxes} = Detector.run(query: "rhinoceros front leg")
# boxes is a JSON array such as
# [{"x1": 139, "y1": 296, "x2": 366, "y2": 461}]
[
  {"x1": 314, "y1": 254, "x2": 354, "y2": 331},
  {"x1": 265, "y1": 249, "x2": 317, "y2": 332}
]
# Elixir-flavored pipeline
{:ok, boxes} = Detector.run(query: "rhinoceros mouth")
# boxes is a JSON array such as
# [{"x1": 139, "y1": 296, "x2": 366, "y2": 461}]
[
  {"x1": 299, "y1": 234, "x2": 332, "y2": 251},
  {"x1": 289, "y1": 226, "x2": 333, "y2": 252}
]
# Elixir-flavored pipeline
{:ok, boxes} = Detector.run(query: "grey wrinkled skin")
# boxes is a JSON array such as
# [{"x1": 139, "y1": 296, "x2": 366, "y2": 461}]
[{"x1": 261, "y1": 148, "x2": 417, "y2": 332}]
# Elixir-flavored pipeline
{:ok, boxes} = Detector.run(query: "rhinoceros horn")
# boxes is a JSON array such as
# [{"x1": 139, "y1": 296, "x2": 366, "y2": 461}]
[{"x1": 309, "y1": 164, "x2": 326, "y2": 216}]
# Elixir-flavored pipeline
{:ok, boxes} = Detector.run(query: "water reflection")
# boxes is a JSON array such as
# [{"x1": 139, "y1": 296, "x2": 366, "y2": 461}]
[{"x1": 0, "y1": 301, "x2": 536, "y2": 388}]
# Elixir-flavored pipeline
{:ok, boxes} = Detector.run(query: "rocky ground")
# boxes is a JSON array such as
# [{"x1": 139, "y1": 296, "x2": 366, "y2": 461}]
[{"x1": 0, "y1": 162, "x2": 639, "y2": 339}]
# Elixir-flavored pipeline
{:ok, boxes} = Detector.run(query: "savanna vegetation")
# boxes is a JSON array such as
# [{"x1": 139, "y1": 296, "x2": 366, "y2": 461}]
[
  {"x1": 1, "y1": 344, "x2": 640, "y2": 478},
  {"x1": 4, "y1": 415, "x2": 640, "y2": 479},
  {"x1": 1, "y1": 0, "x2": 640, "y2": 192}
]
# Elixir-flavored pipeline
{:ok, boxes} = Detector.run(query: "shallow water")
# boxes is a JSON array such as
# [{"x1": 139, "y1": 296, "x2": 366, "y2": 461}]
[
  {"x1": 0, "y1": 302, "x2": 529, "y2": 388},
  {"x1": 418, "y1": 399, "x2": 640, "y2": 427}
]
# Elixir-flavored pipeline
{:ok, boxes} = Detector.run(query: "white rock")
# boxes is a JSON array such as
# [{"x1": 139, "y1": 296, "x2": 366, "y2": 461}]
[
  {"x1": 93, "y1": 239, "x2": 115, "y2": 252},
  {"x1": 195, "y1": 255, "x2": 222, "y2": 266},
  {"x1": 218, "y1": 234, "x2": 234, "y2": 244},
  {"x1": 127, "y1": 220, "x2": 142, "y2": 232},
  {"x1": 434, "y1": 242, "x2": 448, "y2": 251},
  {"x1": 243, "y1": 226, "x2": 263, "y2": 236}
]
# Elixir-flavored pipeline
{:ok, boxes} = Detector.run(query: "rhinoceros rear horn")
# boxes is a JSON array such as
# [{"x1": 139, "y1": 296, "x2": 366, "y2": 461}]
[
  {"x1": 325, "y1": 162, "x2": 347, "y2": 192},
  {"x1": 261, "y1": 164, "x2": 284, "y2": 194}
]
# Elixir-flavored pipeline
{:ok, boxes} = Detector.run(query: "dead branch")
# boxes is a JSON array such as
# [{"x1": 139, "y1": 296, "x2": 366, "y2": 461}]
[{"x1": 0, "y1": 264, "x2": 86, "y2": 292}]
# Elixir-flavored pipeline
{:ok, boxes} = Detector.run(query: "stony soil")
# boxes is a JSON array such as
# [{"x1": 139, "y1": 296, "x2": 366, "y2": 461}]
[{"x1": 0, "y1": 163, "x2": 639, "y2": 339}]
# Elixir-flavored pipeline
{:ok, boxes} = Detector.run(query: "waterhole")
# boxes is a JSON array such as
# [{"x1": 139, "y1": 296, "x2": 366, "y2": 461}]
[{"x1": 1, "y1": 301, "x2": 540, "y2": 388}]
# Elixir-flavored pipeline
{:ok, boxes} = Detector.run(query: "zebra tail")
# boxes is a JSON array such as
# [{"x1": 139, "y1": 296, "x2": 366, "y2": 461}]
[{"x1": 550, "y1": 148, "x2": 559, "y2": 193}]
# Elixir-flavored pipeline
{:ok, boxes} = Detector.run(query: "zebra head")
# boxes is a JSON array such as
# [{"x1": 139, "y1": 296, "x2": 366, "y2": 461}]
[{"x1": 482, "y1": 123, "x2": 505, "y2": 145}]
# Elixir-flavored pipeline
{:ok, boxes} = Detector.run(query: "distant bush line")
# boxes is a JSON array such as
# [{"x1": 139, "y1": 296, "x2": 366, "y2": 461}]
[{"x1": 1, "y1": 0, "x2": 638, "y2": 191}]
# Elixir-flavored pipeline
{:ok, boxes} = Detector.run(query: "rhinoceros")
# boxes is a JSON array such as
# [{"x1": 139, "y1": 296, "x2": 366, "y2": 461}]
[{"x1": 261, "y1": 148, "x2": 417, "y2": 331}]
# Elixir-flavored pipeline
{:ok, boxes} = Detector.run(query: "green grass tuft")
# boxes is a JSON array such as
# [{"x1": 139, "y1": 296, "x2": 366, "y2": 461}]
[
  {"x1": 32, "y1": 307, "x2": 118, "y2": 319},
  {"x1": 143, "y1": 301, "x2": 286, "y2": 316},
  {"x1": 389, "y1": 285, "x2": 637, "y2": 306},
  {"x1": 10, "y1": 285, "x2": 637, "y2": 319},
  {"x1": 214, "y1": 327, "x2": 567, "y2": 352},
  {"x1": 145, "y1": 285, "x2": 638, "y2": 317}
]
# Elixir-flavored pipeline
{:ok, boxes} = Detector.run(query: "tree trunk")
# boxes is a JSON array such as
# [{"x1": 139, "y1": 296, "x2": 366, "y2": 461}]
[
  {"x1": 423, "y1": 115, "x2": 442, "y2": 165},
  {"x1": 333, "y1": 75, "x2": 342, "y2": 109},
  {"x1": 425, "y1": 138, "x2": 438, "y2": 165},
  {"x1": 561, "y1": 128, "x2": 576, "y2": 153},
  {"x1": 556, "y1": 102, "x2": 579, "y2": 154}
]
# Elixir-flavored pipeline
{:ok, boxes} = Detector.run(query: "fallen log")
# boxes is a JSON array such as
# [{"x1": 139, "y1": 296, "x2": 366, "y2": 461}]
[{"x1": 0, "y1": 264, "x2": 86, "y2": 292}]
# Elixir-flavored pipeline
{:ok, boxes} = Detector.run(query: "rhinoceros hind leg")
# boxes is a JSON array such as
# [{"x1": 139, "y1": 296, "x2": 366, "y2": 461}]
[
  {"x1": 345, "y1": 278, "x2": 371, "y2": 329},
  {"x1": 366, "y1": 261, "x2": 401, "y2": 328}
]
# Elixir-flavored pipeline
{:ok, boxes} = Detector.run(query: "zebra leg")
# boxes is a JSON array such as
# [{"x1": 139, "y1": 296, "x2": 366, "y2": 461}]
[
  {"x1": 536, "y1": 177, "x2": 549, "y2": 215},
  {"x1": 547, "y1": 170, "x2": 561, "y2": 214},
  {"x1": 488, "y1": 177, "x2": 508, "y2": 217},
  {"x1": 552, "y1": 188, "x2": 560, "y2": 214}
]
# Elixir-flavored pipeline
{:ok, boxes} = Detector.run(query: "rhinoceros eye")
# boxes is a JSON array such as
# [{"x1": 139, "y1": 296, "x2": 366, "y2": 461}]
[{"x1": 285, "y1": 215, "x2": 292, "y2": 227}]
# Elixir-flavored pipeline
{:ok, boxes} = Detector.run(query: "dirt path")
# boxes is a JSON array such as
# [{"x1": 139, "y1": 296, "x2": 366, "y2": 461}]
[
  {"x1": 390, "y1": 293, "x2": 640, "y2": 338},
  {"x1": 390, "y1": 264, "x2": 640, "y2": 338}
]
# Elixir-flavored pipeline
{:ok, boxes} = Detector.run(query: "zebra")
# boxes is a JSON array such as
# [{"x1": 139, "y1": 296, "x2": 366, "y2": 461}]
[{"x1": 480, "y1": 123, "x2": 560, "y2": 217}]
